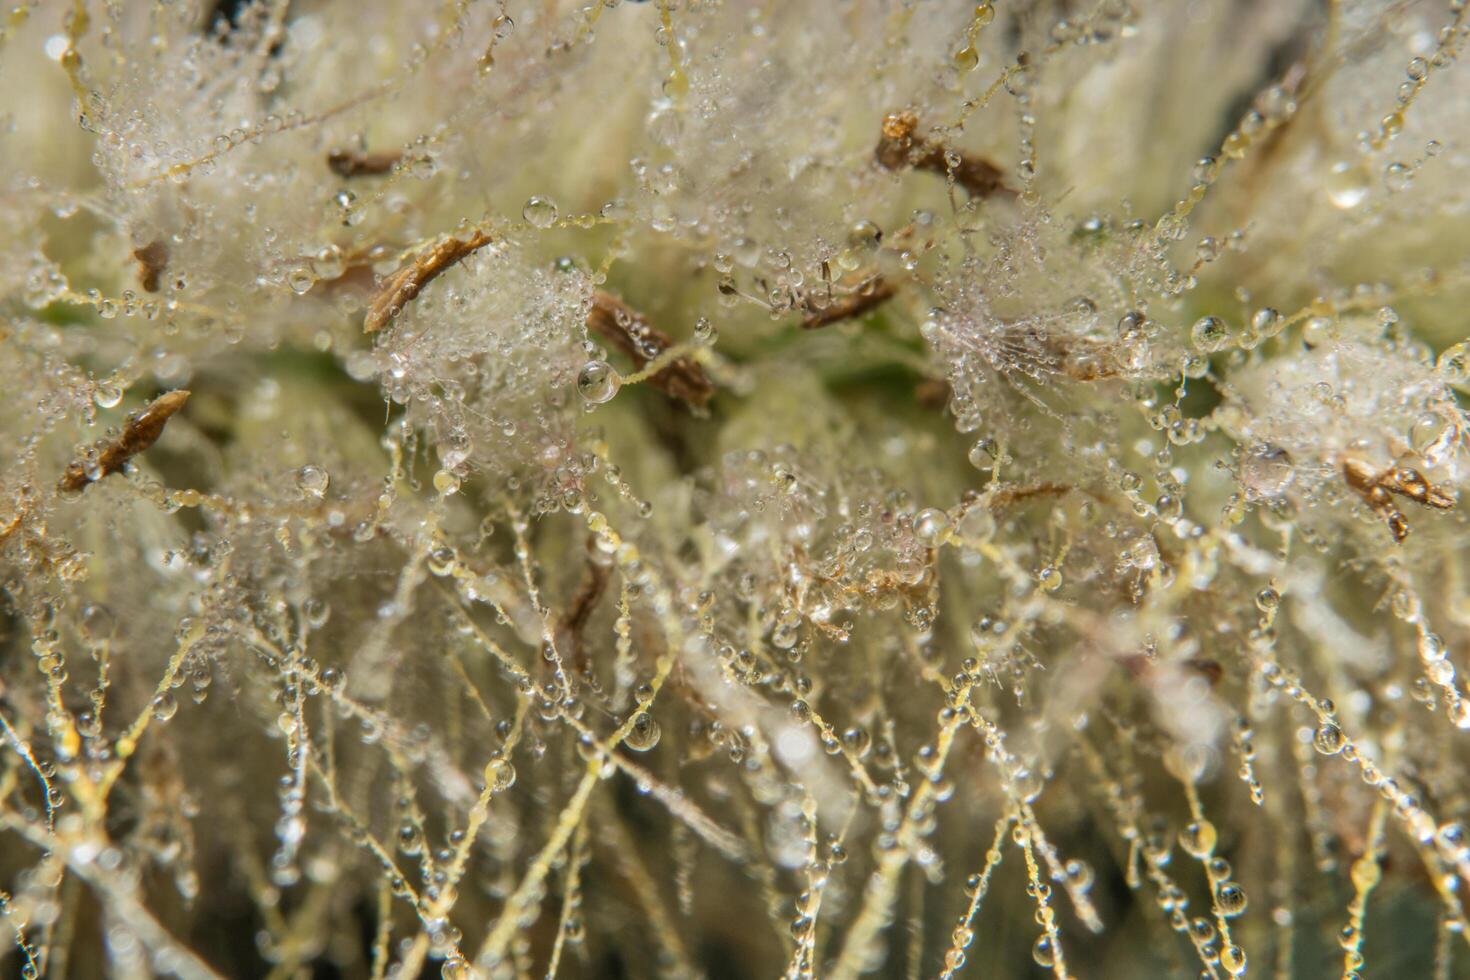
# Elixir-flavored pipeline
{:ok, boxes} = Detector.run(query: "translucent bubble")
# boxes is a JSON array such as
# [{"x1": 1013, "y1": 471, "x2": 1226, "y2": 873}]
[
  {"x1": 433, "y1": 469, "x2": 461, "y2": 495},
  {"x1": 956, "y1": 504, "x2": 995, "y2": 543},
  {"x1": 287, "y1": 266, "x2": 316, "y2": 295},
  {"x1": 486, "y1": 758, "x2": 516, "y2": 792},
  {"x1": 1438, "y1": 342, "x2": 1469, "y2": 385},
  {"x1": 577, "y1": 360, "x2": 621, "y2": 404},
  {"x1": 968, "y1": 438, "x2": 997, "y2": 470},
  {"x1": 1384, "y1": 161, "x2": 1413, "y2": 193},
  {"x1": 296, "y1": 465, "x2": 329, "y2": 498},
  {"x1": 1313, "y1": 722, "x2": 1345, "y2": 755},
  {"x1": 624, "y1": 712, "x2": 661, "y2": 751},
  {"x1": 522, "y1": 196, "x2": 559, "y2": 228},
  {"x1": 1410, "y1": 412, "x2": 1455, "y2": 462},
  {"x1": 1216, "y1": 882, "x2": 1248, "y2": 916},
  {"x1": 1250, "y1": 307, "x2": 1282, "y2": 336},
  {"x1": 1240, "y1": 445, "x2": 1294, "y2": 499},
  {"x1": 80, "y1": 603, "x2": 116, "y2": 639},
  {"x1": 152, "y1": 692, "x2": 178, "y2": 722},
  {"x1": 772, "y1": 622, "x2": 799, "y2": 650},
  {"x1": 1179, "y1": 820, "x2": 1217, "y2": 858},
  {"x1": 1326, "y1": 162, "x2": 1369, "y2": 209},
  {"x1": 1191, "y1": 316, "x2": 1230, "y2": 352},
  {"x1": 914, "y1": 508, "x2": 950, "y2": 543},
  {"x1": 846, "y1": 220, "x2": 883, "y2": 251},
  {"x1": 94, "y1": 383, "x2": 124, "y2": 408},
  {"x1": 428, "y1": 546, "x2": 458, "y2": 576}
]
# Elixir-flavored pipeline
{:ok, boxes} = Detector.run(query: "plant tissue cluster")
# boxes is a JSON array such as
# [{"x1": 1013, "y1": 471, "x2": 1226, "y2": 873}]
[{"x1": 3, "y1": 1, "x2": 1470, "y2": 977}]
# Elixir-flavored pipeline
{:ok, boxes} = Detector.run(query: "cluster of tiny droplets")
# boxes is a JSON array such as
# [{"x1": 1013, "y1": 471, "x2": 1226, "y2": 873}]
[{"x1": 2, "y1": 0, "x2": 1470, "y2": 978}]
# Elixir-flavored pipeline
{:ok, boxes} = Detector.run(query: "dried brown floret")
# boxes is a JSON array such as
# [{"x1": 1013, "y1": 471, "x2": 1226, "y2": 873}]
[
  {"x1": 327, "y1": 148, "x2": 402, "y2": 178},
  {"x1": 914, "y1": 377, "x2": 950, "y2": 410},
  {"x1": 587, "y1": 290, "x2": 714, "y2": 408},
  {"x1": 801, "y1": 277, "x2": 897, "y2": 329},
  {"x1": 557, "y1": 547, "x2": 611, "y2": 674},
  {"x1": 58, "y1": 390, "x2": 190, "y2": 494},
  {"x1": 132, "y1": 240, "x2": 169, "y2": 293},
  {"x1": 876, "y1": 110, "x2": 1012, "y2": 199},
  {"x1": 363, "y1": 230, "x2": 493, "y2": 334},
  {"x1": 1342, "y1": 457, "x2": 1455, "y2": 543}
]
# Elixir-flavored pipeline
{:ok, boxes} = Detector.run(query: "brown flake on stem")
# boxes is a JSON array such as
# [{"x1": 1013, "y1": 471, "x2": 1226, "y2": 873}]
[
  {"x1": 1342, "y1": 457, "x2": 1454, "y2": 543},
  {"x1": 132, "y1": 240, "x2": 169, "y2": 293},
  {"x1": 801, "y1": 277, "x2": 897, "y2": 329},
  {"x1": 363, "y1": 230, "x2": 493, "y2": 334},
  {"x1": 876, "y1": 110, "x2": 1012, "y2": 199},
  {"x1": 59, "y1": 390, "x2": 190, "y2": 494},
  {"x1": 587, "y1": 290, "x2": 714, "y2": 408},
  {"x1": 327, "y1": 148, "x2": 402, "y2": 178}
]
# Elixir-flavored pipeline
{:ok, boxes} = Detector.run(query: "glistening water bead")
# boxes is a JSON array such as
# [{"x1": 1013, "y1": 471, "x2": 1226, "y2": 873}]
[
  {"x1": 577, "y1": 360, "x2": 621, "y2": 404},
  {"x1": 9, "y1": 3, "x2": 1470, "y2": 977},
  {"x1": 296, "y1": 464, "x2": 329, "y2": 498},
  {"x1": 522, "y1": 196, "x2": 558, "y2": 229}
]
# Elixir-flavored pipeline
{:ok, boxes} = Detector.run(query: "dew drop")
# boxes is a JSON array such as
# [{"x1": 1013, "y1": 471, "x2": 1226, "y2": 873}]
[
  {"x1": 1179, "y1": 820, "x2": 1217, "y2": 858},
  {"x1": 577, "y1": 360, "x2": 621, "y2": 404},
  {"x1": 624, "y1": 712, "x2": 662, "y2": 751},
  {"x1": 1326, "y1": 161, "x2": 1369, "y2": 209},
  {"x1": 94, "y1": 383, "x2": 123, "y2": 409},
  {"x1": 152, "y1": 692, "x2": 178, "y2": 722},
  {"x1": 1313, "y1": 722, "x2": 1345, "y2": 755},
  {"x1": 1032, "y1": 935, "x2": 1056, "y2": 967},
  {"x1": 486, "y1": 758, "x2": 517, "y2": 792},
  {"x1": 1215, "y1": 882, "x2": 1248, "y2": 917},
  {"x1": 522, "y1": 196, "x2": 558, "y2": 228},
  {"x1": 914, "y1": 508, "x2": 950, "y2": 543},
  {"x1": 1191, "y1": 316, "x2": 1230, "y2": 353},
  {"x1": 296, "y1": 465, "x2": 329, "y2": 498}
]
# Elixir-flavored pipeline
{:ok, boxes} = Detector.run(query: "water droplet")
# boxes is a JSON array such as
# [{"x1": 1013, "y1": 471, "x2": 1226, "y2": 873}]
[
  {"x1": 1313, "y1": 722, "x2": 1345, "y2": 755},
  {"x1": 846, "y1": 219, "x2": 883, "y2": 252},
  {"x1": 968, "y1": 438, "x2": 997, "y2": 470},
  {"x1": 522, "y1": 196, "x2": 558, "y2": 228},
  {"x1": 1179, "y1": 820, "x2": 1217, "y2": 858},
  {"x1": 486, "y1": 758, "x2": 516, "y2": 792},
  {"x1": 287, "y1": 266, "x2": 316, "y2": 295},
  {"x1": 94, "y1": 383, "x2": 123, "y2": 408},
  {"x1": 1191, "y1": 315, "x2": 1230, "y2": 353},
  {"x1": 1384, "y1": 160, "x2": 1414, "y2": 193},
  {"x1": 1216, "y1": 882, "x2": 1248, "y2": 917},
  {"x1": 1326, "y1": 161, "x2": 1369, "y2": 209},
  {"x1": 296, "y1": 465, "x2": 329, "y2": 498},
  {"x1": 1438, "y1": 342, "x2": 1470, "y2": 385},
  {"x1": 624, "y1": 713, "x2": 661, "y2": 751},
  {"x1": 152, "y1": 692, "x2": 178, "y2": 722},
  {"x1": 577, "y1": 360, "x2": 621, "y2": 404},
  {"x1": 1032, "y1": 935, "x2": 1056, "y2": 967},
  {"x1": 914, "y1": 508, "x2": 950, "y2": 543}
]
